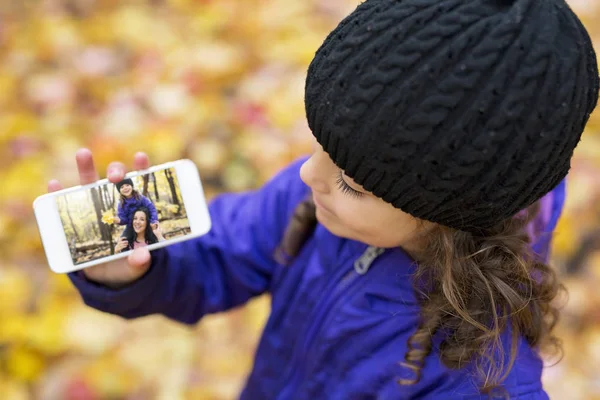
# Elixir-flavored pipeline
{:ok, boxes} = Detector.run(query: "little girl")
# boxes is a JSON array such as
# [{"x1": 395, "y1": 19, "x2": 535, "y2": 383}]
[
  {"x1": 114, "y1": 178, "x2": 159, "y2": 237},
  {"x1": 49, "y1": 0, "x2": 598, "y2": 398}
]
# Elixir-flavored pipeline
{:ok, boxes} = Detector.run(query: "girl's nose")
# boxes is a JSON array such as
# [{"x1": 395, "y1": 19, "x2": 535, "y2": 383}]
[{"x1": 299, "y1": 155, "x2": 330, "y2": 194}]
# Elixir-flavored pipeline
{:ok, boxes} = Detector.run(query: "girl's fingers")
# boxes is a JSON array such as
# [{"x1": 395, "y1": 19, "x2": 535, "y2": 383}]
[
  {"x1": 75, "y1": 148, "x2": 100, "y2": 185},
  {"x1": 128, "y1": 248, "x2": 151, "y2": 272},
  {"x1": 133, "y1": 152, "x2": 150, "y2": 171},
  {"x1": 48, "y1": 179, "x2": 63, "y2": 193},
  {"x1": 76, "y1": 148, "x2": 149, "y2": 185},
  {"x1": 107, "y1": 161, "x2": 127, "y2": 183},
  {"x1": 106, "y1": 152, "x2": 149, "y2": 183}
]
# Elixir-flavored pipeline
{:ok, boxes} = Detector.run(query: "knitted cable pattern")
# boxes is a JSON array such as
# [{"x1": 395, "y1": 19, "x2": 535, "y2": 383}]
[{"x1": 305, "y1": 0, "x2": 599, "y2": 232}]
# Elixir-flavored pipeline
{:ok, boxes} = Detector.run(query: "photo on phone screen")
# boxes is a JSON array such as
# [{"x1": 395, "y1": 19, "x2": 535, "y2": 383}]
[{"x1": 56, "y1": 167, "x2": 190, "y2": 265}]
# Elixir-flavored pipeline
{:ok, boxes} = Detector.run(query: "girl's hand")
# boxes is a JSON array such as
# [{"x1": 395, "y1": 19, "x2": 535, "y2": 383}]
[
  {"x1": 48, "y1": 148, "x2": 153, "y2": 289},
  {"x1": 113, "y1": 216, "x2": 121, "y2": 224},
  {"x1": 115, "y1": 237, "x2": 129, "y2": 253},
  {"x1": 151, "y1": 223, "x2": 158, "y2": 230}
]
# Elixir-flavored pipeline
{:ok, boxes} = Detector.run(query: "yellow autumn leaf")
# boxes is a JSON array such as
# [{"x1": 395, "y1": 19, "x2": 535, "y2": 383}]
[
  {"x1": 266, "y1": 79, "x2": 306, "y2": 129},
  {"x1": 0, "y1": 71, "x2": 17, "y2": 109},
  {"x1": 0, "y1": 112, "x2": 39, "y2": 142},
  {"x1": 8, "y1": 222, "x2": 46, "y2": 257},
  {"x1": 184, "y1": 387, "x2": 219, "y2": 400},
  {"x1": 47, "y1": 271, "x2": 78, "y2": 296},
  {"x1": 80, "y1": 13, "x2": 116, "y2": 45},
  {"x1": 111, "y1": 5, "x2": 157, "y2": 49},
  {"x1": 188, "y1": 138, "x2": 229, "y2": 175},
  {"x1": 87, "y1": 136, "x2": 131, "y2": 172},
  {"x1": 5, "y1": 346, "x2": 46, "y2": 382},
  {"x1": 0, "y1": 158, "x2": 46, "y2": 203},
  {"x1": 83, "y1": 354, "x2": 139, "y2": 398},
  {"x1": 188, "y1": 7, "x2": 230, "y2": 36},
  {"x1": 222, "y1": 159, "x2": 257, "y2": 192},
  {"x1": 26, "y1": 297, "x2": 70, "y2": 356},
  {"x1": 189, "y1": 41, "x2": 247, "y2": 82},
  {"x1": 101, "y1": 209, "x2": 115, "y2": 225},
  {"x1": 61, "y1": 305, "x2": 125, "y2": 356},
  {"x1": 551, "y1": 215, "x2": 578, "y2": 257},
  {"x1": 0, "y1": 375, "x2": 29, "y2": 400},
  {"x1": 143, "y1": 128, "x2": 185, "y2": 164},
  {"x1": 0, "y1": 315, "x2": 29, "y2": 344},
  {"x1": 0, "y1": 268, "x2": 33, "y2": 314}
]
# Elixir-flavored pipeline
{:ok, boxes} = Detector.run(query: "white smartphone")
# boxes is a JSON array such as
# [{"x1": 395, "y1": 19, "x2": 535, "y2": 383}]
[{"x1": 33, "y1": 159, "x2": 212, "y2": 274}]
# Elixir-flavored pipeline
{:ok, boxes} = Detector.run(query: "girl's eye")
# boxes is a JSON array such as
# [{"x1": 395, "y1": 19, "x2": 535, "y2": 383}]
[{"x1": 336, "y1": 171, "x2": 363, "y2": 198}]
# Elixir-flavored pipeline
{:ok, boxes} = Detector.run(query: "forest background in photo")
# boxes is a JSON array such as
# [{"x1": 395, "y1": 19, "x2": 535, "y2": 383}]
[{"x1": 57, "y1": 167, "x2": 189, "y2": 264}]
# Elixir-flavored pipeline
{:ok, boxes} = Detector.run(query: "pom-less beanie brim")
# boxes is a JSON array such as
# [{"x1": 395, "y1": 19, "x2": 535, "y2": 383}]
[{"x1": 116, "y1": 178, "x2": 134, "y2": 192}]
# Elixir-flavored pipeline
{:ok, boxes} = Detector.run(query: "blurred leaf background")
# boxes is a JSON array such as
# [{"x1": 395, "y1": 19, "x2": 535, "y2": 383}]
[{"x1": 0, "y1": 0, "x2": 599, "y2": 399}]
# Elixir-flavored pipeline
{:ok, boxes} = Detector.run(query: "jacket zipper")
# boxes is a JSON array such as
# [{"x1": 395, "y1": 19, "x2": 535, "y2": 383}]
[{"x1": 277, "y1": 246, "x2": 385, "y2": 399}]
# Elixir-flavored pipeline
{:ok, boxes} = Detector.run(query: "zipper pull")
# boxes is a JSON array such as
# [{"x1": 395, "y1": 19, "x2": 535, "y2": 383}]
[{"x1": 354, "y1": 246, "x2": 385, "y2": 275}]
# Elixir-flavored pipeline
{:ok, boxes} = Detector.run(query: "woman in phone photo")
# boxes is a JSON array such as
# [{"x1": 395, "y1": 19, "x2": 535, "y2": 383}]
[{"x1": 115, "y1": 206, "x2": 165, "y2": 253}]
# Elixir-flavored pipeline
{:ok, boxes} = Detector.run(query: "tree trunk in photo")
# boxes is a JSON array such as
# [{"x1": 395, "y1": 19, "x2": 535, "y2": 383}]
[
  {"x1": 142, "y1": 174, "x2": 150, "y2": 198},
  {"x1": 103, "y1": 185, "x2": 115, "y2": 213},
  {"x1": 87, "y1": 192, "x2": 99, "y2": 240},
  {"x1": 106, "y1": 183, "x2": 115, "y2": 211},
  {"x1": 98, "y1": 188, "x2": 106, "y2": 216},
  {"x1": 164, "y1": 168, "x2": 181, "y2": 215},
  {"x1": 77, "y1": 198, "x2": 85, "y2": 237},
  {"x1": 101, "y1": 185, "x2": 116, "y2": 255},
  {"x1": 91, "y1": 187, "x2": 111, "y2": 245},
  {"x1": 63, "y1": 196, "x2": 80, "y2": 242},
  {"x1": 110, "y1": 184, "x2": 115, "y2": 206},
  {"x1": 164, "y1": 169, "x2": 174, "y2": 204},
  {"x1": 152, "y1": 172, "x2": 160, "y2": 201},
  {"x1": 101, "y1": 185, "x2": 110, "y2": 209}
]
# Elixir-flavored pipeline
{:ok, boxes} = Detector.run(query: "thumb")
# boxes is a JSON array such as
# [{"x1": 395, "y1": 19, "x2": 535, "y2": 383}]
[{"x1": 127, "y1": 247, "x2": 151, "y2": 274}]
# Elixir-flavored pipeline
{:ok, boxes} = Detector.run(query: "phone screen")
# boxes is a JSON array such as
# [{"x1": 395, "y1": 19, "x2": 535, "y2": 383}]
[{"x1": 55, "y1": 166, "x2": 191, "y2": 266}]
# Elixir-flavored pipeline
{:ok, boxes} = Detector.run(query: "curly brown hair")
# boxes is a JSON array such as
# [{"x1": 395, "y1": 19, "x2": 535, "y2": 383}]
[
  {"x1": 275, "y1": 194, "x2": 564, "y2": 396},
  {"x1": 400, "y1": 200, "x2": 564, "y2": 396}
]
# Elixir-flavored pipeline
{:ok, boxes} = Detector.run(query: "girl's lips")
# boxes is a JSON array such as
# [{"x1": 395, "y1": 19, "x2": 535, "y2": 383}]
[{"x1": 313, "y1": 194, "x2": 334, "y2": 215}]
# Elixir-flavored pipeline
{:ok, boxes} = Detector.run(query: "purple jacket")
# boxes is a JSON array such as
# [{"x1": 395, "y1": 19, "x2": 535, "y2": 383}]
[
  {"x1": 117, "y1": 194, "x2": 159, "y2": 226},
  {"x1": 70, "y1": 158, "x2": 564, "y2": 399}
]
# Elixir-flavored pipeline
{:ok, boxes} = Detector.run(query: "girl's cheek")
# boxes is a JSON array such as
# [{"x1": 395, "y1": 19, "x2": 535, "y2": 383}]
[{"x1": 336, "y1": 199, "x2": 362, "y2": 226}]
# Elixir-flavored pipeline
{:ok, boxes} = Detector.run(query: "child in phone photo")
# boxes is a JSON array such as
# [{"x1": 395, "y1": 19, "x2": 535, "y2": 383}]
[{"x1": 114, "y1": 178, "x2": 159, "y2": 238}]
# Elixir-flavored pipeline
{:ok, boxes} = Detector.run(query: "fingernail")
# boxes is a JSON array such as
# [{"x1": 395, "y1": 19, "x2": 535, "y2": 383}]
[{"x1": 108, "y1": 170, "x2": 119, "y2": 180}]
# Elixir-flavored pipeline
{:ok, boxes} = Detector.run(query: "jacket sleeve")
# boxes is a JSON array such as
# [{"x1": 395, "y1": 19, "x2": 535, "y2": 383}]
[
  {"x1": 68, "y1": 158, "x2": 309, "y2": 325},
  {"x1": 141, "y1": 196, "x2": 159, "y2": 223},
  {"x1": 117, "y1": 201, "x2": 129, "y2": 225}
]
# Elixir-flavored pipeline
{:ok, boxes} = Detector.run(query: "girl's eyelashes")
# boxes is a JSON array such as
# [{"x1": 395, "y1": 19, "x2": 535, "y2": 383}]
[{"x1": 336, "y1": 171, "x2": 363, "y2": 198}]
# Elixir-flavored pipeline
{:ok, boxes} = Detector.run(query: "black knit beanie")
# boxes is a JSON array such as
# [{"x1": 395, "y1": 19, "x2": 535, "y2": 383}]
[
  {"x1": 305, "y1": 0, "x2": 599, "y2": 233},
  {"x1": 116, "y1": 178, "x2": 134, "y2": 192}
]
